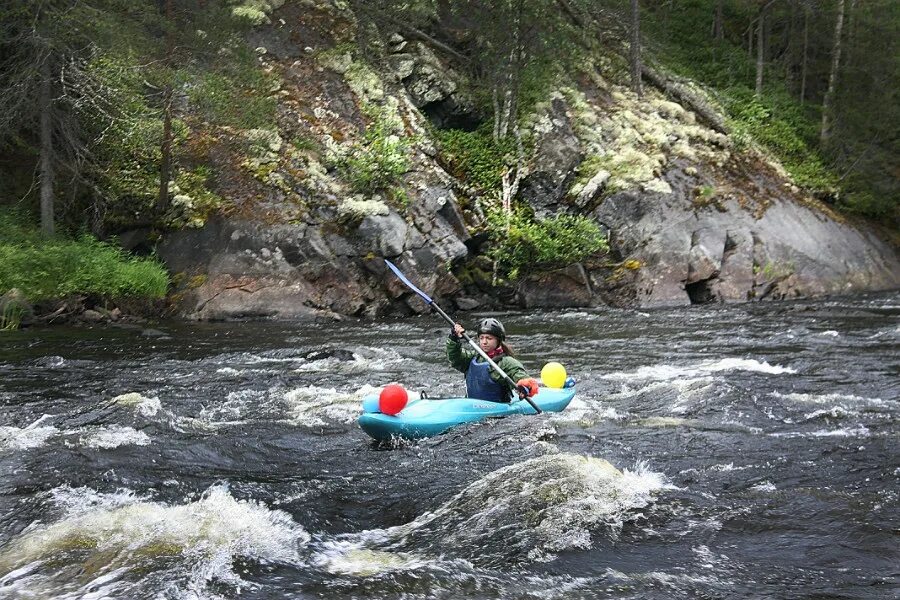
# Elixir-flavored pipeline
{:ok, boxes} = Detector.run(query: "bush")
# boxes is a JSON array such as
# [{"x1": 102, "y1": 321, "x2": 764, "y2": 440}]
[
  {"x1": 486, "y1": 206, "x2": 608, "y2": 280},
  {"x1": 334, "y1": 107, "x2": 410, "y2": 197},
  {"x1": 436, "y1": 128, "x2": 517, "y2": 192},
  {"x1": 0, "y1": 214, "x2": 169, "y2": 302}
]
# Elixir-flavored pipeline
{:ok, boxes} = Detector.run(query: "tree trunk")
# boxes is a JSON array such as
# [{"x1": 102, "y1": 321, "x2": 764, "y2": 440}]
[
  {"x1": 800, "y1": 2, "x2": 809, "y2": 103},
  {"x1": 39, "y1": 56, "x2": 55, "y2": 237},
  {"x1": 713, "y1": 0, "x2": 724, "y2": 40},
  {"x1": 755, "y1": 8, "x2": 765, "y2": 96},
  {"x1": 785, "y1": 0, "x2": 797, "y2": 88},
  {"x1": 748, "y1": 21, "x2": 754, "y2": 59},
  {"x1": 492, "y1": 85, "x2": 501, "y2": 140},
  {"x1": 156, "y1": 0, "x2": 174, "y2": 214},
  {"x1": 844, "y1": 0, "x2": 858, "y2": 70},
  {"x1": 157, "y1": 85, "x2": 173, "y2": 212},
  {"x1": 641, "y1": 65, "x2": 729, "y2": 133},
  {"x1": 630, "y1": 0, "x2": 642, "y2": 97},
  {"x1": 821, "y1": 0, "x2": 845, "y2": 143}
]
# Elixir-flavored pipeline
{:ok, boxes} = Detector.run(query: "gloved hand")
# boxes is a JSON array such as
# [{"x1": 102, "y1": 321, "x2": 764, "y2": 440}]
[
  {"x1": 449, "y1": 323, "x2": 465, "y2": 341},
  {"x1": 516, "y1": 378, "x2": 539, "y2": 398}
]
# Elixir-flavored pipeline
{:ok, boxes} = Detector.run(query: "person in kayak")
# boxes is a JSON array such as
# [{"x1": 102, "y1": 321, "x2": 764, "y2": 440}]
[{"x1": 447, "y1": 318, "x2": 537, "y2": 402}]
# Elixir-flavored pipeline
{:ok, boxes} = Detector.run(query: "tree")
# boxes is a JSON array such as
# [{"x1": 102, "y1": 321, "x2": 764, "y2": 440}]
[
  {"x1": 755, "y1": 3, "x2": 766, "y2": 96},
  {"x1": 713, "y1": 0, "x2": 725, "y2": 40},
  {"x1": 820, "y1": 0, "x2": 845, "y2": 143},
  {"x1": 0, "y1": 0, "x2": 157, "y2": 235},
  {"x1": 630, "y1": 0, "x2": 643, "y2": 97},
  {"x1": 0, "y1": 1, "x2": 85, "y2": 236}
]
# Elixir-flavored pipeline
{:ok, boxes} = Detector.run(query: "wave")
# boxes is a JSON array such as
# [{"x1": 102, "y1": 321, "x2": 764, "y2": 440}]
[
  {"x1": 604, "y1": 358, "x2": 795, "y2": 382},
  {"x1": 313, "y1": 453, "x2": 671, "y2": 571},
  {"x1": 0, "y1": 420, "x2": 58, "y2": 452},
  {"x1": 0, "y1": 484, "x2": 308, "y2": 598}
]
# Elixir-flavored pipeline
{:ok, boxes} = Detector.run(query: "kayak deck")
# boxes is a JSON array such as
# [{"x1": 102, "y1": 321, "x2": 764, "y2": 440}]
[{"x1": 358, "y1": 387, "x2": 575, "y2": 441}]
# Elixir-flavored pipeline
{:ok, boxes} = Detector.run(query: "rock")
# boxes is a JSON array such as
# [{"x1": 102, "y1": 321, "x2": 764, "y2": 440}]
[
  {"x1": 519, "y1": 97, "x2": 584, "y2": 217},
  {"x1": 303, "y1": 348, "x2": 356, "y2": 362},
  {"x1": 575, "y1": 170, "x2": 610, "y2": 209},
  {"x1": 686, "y1": 228, "x2": 727, "y2": 284},
  {"x1": 389, "y1": 42, "x2": 475, "y2": 129},
  {"x1": 455, "y1": 297, "x2": 481, "y2": 310},
  {"x1": 517, "y1": 264, "x2": 592, "y2": 308},
  {"x1": 356, "y1": 212, "x2": 408, "y2": 257},
  {"x1": 82, "y1": 309, "x2": 105, "y2": 323},
  {"x1": 591, "y1": 167, "x2": 900, "y2": 307}
]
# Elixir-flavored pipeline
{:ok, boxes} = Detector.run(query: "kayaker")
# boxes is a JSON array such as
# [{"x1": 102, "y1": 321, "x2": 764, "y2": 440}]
[{"x1": 447, "y1": 318, "x2": 536, "y2": 402}]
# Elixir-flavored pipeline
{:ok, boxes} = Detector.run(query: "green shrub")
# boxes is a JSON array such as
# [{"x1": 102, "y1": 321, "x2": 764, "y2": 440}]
[
  {"x1": 188, "y1": 71, "x2": 277, "y2": 130},
  {"x1": 486, "y1": 206, "x2": 608, "y2": 280},
  {"x1": 0, "y1": 215, "x2": 169, "y2": 302},
  {"x1": 436, "y1": 128, "x2": 516, "y2": 192},
  {"x1": 335, "y1": 107, "x2": 410, "y2": 196}
]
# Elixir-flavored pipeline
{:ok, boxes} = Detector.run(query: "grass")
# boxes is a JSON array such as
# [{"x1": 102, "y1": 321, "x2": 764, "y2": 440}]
[{"x1": 0, "y1": 213, "x2": 169, "y2": 304}]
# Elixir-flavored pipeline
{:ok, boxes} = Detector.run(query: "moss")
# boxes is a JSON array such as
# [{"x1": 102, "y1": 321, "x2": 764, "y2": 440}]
[
  {"x1": 187, "y1": 274, "x2": 208, "y2": 289},
  {"x1": 166, "y1": 167, "x2": 224, "y2": 228},
  {"x1": 230, "y1": 0, "x2": 286, "y2": 25}
]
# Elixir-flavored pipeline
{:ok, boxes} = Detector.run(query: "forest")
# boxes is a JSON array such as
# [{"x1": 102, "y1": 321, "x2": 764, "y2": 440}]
[{"x1": 0, "y1": 0, "x2": 897, "y2": 321}]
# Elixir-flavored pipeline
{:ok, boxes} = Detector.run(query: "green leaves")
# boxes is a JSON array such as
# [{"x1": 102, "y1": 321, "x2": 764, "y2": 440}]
[
  {"x1": 0, "y1": 216, "x2": 168, "y2": 302},
  {"x1": 486, "y1": 207, "x2": 608, "y2": 280},
  {"x1": 334, "y1": 107, "x2": 410, "y2": 197},
  {"x1": 436, "y1": 128, "x2": 516, "y2": 192}
]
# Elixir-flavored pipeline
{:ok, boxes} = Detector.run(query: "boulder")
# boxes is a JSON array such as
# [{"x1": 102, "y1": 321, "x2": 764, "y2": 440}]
[
  {"x1": 519, "y1": 97, "x2": 584, "y2": 217},
  {"x1": 517, "y1": 264, "x2": 592, "y2": 308}
]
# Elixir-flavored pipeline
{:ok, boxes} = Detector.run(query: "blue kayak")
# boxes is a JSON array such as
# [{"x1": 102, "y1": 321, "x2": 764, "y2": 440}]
[{"x1": 358, "y1": 386, "x2": 576, "y2": 441}]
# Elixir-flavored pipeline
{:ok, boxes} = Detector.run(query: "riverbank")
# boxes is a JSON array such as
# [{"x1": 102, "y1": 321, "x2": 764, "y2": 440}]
[{"x1": 0, "y1": 215, "x2": 169, "y2": 329}]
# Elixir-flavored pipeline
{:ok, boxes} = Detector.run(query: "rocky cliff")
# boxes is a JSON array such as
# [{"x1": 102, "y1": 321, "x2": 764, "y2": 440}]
[{"x1": 153, "y1": 0, "x2": 899, "y2": 320}]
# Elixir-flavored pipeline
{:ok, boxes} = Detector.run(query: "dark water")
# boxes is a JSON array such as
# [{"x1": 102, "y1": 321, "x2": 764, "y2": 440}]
[{"x1": 0, "y1": 294, "x2": 898, "y2": 599}]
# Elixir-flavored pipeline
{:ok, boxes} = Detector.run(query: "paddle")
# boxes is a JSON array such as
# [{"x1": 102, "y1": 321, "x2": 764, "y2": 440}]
[{"x1": 384, "y1": 259, "x2": 542, "y2": 414}]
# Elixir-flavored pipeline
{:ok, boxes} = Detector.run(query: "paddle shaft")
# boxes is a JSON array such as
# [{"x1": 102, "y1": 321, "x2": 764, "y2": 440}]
[{"x1": 385, "y1": 260, "x2": 541, "y2": 414}]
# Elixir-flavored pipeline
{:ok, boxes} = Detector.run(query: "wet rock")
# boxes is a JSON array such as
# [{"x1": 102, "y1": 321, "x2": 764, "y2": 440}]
[
  {"x1": 303, "y1": 348, "x2": 356, "y2": 362},
  {"x1": 517, "y1": 264, "x2": 592, "y2": 308},
  {"x1": 82, "y1": 309, "x2": 106, "y2": 323}
]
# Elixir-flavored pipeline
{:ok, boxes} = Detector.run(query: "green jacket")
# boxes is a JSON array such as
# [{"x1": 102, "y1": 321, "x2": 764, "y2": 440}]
[{"x1": 446, "y1": 337, "x2": 529, "y2": 398}]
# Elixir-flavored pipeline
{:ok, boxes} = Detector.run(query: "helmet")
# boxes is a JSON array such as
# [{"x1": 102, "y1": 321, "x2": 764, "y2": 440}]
[{"x1": 477, "y1": 318, "x2": 506, "y2": 341}]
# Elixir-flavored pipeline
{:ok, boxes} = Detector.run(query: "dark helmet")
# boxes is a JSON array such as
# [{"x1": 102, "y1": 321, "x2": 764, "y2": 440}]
[{"x1": 477, "y1": 318, "x2": 506, "y2": 341}]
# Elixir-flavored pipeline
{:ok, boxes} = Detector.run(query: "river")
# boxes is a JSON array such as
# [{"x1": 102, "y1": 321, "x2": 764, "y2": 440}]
[{"x1": 1, "y1": 293, "x2": 897, "y2": 599}]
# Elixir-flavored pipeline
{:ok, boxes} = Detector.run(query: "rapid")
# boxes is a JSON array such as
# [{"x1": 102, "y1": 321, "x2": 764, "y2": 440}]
[{"x1": 1, "y1": 293, "x2": 897, "y2": 599}]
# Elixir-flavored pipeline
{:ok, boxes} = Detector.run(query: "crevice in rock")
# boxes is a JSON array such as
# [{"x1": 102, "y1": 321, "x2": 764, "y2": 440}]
[{"x1": 685, "y1": 276, "x2": 718, "y2": 304}]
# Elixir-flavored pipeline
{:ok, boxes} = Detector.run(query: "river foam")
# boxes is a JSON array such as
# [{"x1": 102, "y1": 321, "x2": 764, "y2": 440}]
[
  {"x1": 313, "y1": 453, "x2": 671, "y2": 572},
  {"x1": 603, "y1": 358, "x2": 796, "y2": 382},
  {"x1": 0, "y1": 484, "x2": 308, "y2": 598}
]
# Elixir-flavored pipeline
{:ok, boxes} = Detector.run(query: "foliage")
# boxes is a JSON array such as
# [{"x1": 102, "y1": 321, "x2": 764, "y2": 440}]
[
  {"x1": 187, "y1": 42, "x2": 279, "y2": 130},
  {"x1": 486, "y1": 206, "x2": 608, "y2": 280},
  {"x1": 724, "y1": 88, "x2": 838, "y2": 191},
  {"x1": 436, "y1": 127, "x2": 516, "y2": 193},
  {"x1": 638, "y1": 0, "x2": 897, "y2": 220},
  {"x1": 0, "y1": 213, "x2": 169, "y2": 301},
  {"x1": 334, "y1": 107, "x2": 410, "y2": 197}
]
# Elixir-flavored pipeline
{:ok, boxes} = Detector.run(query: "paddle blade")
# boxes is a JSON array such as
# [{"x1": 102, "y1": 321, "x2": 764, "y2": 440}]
[{"x1": 384, "y1": 259, "x2": 433, "y2": 304}]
